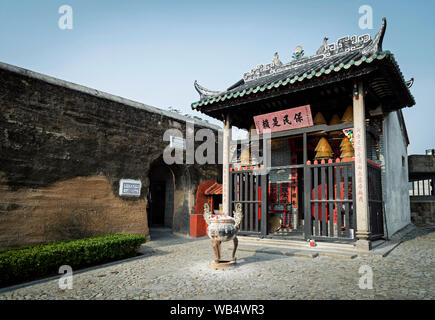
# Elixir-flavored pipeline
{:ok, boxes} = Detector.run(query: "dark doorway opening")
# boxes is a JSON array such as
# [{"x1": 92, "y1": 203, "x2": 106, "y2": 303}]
[
  {"x1": 149, "y1": 182, "x2": 166, "y2": 226},
  {"x1": 148, "y1": 157, "x2": 175, "y2": 229}
]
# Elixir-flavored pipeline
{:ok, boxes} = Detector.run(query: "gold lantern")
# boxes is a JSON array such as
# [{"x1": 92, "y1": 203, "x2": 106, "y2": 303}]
[
  {"x1": 341, "y1": 106, "x2": 353, "y2": 123},
  {"x1": 340, "y1": 137, "x2": 354, "y2": 159},
  {"x1": 314, "y1": 137, "x2": 333, "y2": 160},
  {"x1": 313, "y1": 112, "x2": 327, "y2": 125}
]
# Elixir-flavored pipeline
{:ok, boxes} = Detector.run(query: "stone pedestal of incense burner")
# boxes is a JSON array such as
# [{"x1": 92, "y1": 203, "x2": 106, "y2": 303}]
[{"x1": 203, "y1": 203, "x2": 243, "y2": 269}]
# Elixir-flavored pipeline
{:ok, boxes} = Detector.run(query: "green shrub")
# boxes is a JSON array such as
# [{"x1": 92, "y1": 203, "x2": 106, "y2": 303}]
[{"x1": 0, "y1": 234, "x2": 146, "y2": 288}]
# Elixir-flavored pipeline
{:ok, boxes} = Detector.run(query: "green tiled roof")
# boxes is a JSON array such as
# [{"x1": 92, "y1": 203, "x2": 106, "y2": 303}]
[{"x1": 192, "y1": 51, "x2": 397, "y2": 110}]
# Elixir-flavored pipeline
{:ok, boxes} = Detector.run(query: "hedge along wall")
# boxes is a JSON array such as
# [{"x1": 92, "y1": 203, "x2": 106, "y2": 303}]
[
  {"x1": 0, "y1": 63, "x2": 220, "y2": 250},
  {"x1": 0, "y1": 234, "x2": 146, "y2": 288}
]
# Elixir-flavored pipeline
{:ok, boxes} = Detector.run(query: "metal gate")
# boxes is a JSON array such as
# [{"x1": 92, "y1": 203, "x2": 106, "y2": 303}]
[
  {"x1": 229, "y1": 167, "x2": 268, "y2": 236},
  {"x1": 231, "y1": 160, "x2": 383, "y2": 240},
  {"x1": 304, "y1": 159, "x2": 356, "y2": 240},
  {"x1": 367, "y1": 161, "x2": 384, "y2": 238}
]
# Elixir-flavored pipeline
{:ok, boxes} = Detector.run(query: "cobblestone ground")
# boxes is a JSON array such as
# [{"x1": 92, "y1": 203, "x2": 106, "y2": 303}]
[{"x1": 0, "y1": 226, "x2": 433, "y2": 300}]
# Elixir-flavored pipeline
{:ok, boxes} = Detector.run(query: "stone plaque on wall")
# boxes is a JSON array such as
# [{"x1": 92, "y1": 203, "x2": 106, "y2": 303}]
[{"x1": 119, "y1": 179, "x2": 142, "y2": 196}]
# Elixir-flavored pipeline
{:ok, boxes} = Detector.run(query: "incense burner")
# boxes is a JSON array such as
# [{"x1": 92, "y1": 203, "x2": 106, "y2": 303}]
[
  {"x1": 206, "y1": 216, "x2": 238, "y2": 241},
  {"x1": 203, "y1": 203, "x2": 243, "y2": 264}
]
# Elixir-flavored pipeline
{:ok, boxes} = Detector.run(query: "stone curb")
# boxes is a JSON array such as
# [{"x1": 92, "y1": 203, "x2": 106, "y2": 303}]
[
  {"x1": 239, "y1": 235, "x2": 406, "y2": 259},
  {"x1": 0, "y1": 250, "x2": 148, "y2": 294},
  {"x1": 235, "y1": 245, "x2": 360, "y2": 259},
  {"x1": 235, "y1": 239, "x2": 402, "y2": 259},
  {"x1": 236, "y1": 246, "x2": 319, "y2": 258}
]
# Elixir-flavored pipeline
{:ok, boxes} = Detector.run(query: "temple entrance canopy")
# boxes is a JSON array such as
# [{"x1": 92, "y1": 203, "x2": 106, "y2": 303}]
[{"x1": 192, "y1": 18, "x2": 415, "y2": 249}]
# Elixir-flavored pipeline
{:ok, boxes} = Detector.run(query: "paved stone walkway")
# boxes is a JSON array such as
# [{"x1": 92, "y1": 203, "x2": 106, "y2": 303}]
[{"x1": 0, "y1": 226, "x2": 433, "y2": 300}]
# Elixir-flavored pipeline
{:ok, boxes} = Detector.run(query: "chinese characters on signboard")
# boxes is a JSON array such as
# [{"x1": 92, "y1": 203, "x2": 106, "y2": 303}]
[
  {"x1": 119, "y1": 179, "x2": 142, "y2": 196},
  {"x1": 253, "y1": 105, "x2": 314, "y2": 134}
]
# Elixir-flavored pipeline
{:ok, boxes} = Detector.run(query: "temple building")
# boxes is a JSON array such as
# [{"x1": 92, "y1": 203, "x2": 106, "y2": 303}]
[{"x1": 192, "y1": 18, "x2": 415, "y2": 250}]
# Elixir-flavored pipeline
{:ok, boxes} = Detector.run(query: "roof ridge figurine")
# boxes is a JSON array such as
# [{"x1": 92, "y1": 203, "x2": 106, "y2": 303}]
[
  {"x1": 292, "y1": 45, "x2": 305, "y2": 60},
  {"x1": 273, "y1": 52, "x2": 283, "y2": 67},
  {"x1": 316, "y1": 37, "x2": 329, "y2": 55},
  {"x1": 194, "y1": 18, "x2": 390, "y2": 99}
]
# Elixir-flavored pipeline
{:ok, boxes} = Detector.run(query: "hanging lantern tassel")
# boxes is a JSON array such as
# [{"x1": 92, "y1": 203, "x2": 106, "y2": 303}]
[{"x1": 343, "y1": 128, "x2": 354, "y2": 146}]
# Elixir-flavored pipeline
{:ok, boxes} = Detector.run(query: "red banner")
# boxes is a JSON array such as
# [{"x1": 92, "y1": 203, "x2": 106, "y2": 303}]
[{"x1": 253, "y1": 105, "x2": 313, "y2": 134}]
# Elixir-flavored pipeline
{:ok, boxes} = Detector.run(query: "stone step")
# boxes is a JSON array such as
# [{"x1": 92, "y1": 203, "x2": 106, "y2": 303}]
[
  {"x1": 238, "y1": 236, "x2": 356, "y2": 251},
  {"x1": 317, "y1": 251, "x2": 358, "y2": 259},
  {"x1": 371, "y1": 239, "x2": 386, "y2": 249},
  {"x1": 235, "y1": 238, "x2": 399, "y2": 258},
  {"x1": 355, "y1": 240, "x2": 401, "y2": 258},
  {"x1": 232, "y1": 245, "x2": 358, "y2": 259},
  {"x1": 235, "y1": 245, "x2": 319, "y2": 259}
]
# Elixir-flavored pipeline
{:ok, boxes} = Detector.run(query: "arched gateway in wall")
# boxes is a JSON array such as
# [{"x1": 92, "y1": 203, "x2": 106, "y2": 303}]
[{"x1": 148, "y1": 157, "x2": 175, "y2": 228}]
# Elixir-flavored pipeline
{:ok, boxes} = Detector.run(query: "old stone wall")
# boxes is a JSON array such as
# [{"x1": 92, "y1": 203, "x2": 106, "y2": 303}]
[
  {"x1": 0, "y1": 62, "x2": 220, "y2": 249},
  {"x1": 408, "y1": 154, "x2": 435, "y2": 225},
  {"x1": 411, "y1": 201, "x2": 435, "y2": 225},
  {"x1": 408, "y1": 155, "x2": 435, "y2": 178}
]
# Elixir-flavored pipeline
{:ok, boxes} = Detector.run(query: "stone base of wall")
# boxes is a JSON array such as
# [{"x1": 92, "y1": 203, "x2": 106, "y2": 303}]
[
  {"x1": 0, "y1": 172, "x2": 148, "y2": 250},
  {"x1": 410, "y1": 200, "x2": 435, "y2": 225}
]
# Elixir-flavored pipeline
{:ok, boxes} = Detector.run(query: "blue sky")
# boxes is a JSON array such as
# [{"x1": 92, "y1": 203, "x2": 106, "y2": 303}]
[{"x1": 0, "y1": 0, "x2": 433, "y2": 154}]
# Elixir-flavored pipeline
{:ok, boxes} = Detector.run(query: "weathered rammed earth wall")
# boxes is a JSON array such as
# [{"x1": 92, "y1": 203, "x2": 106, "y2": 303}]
[{"x1": 0, "y1": 62, "x2": 220, "y2": 249}]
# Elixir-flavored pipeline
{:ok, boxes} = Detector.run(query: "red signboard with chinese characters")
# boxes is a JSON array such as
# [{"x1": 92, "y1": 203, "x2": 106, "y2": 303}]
[{"x1": 253, "y1": 105, "x2": 313, "y2": 134}]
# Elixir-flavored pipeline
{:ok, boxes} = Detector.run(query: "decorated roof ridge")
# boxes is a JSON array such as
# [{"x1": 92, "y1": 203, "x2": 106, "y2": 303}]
[
  {"x1": 387, "y1": 51, "x2": 416, "y2": 105},
  {"x1": 191, "y1": 50, "x2": 395, "y2": 109},
  {"x1": 192, "y1": 18, "x2": 392, "y2": 107},
  {"x1": 194, "y1": 80, "x2": 222, "y2": 101}
]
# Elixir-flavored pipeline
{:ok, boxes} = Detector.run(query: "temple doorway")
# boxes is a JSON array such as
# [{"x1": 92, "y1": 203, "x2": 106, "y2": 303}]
[
  {"x1": 148, "y1": 157, "x2": 175, "y2": 228},
  {"x1": 268, "y1": 135, "x2": 305, "y2": 237},
  {"x1": 149, "y1": 182, "x2": 166, "y2": 226}
]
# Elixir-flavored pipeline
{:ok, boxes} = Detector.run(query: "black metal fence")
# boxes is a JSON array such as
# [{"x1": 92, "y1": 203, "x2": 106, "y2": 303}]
[
  {"x1": 367, "y1": 161, "x2": 384, "y2": 238},
  {"x1": 305, "y1": 159, "x2": 356, "y2": 240},
  {"x1": 230, "y1": 160, "x2": 385, "y2": 241},
  {"x1": 229, "y1": 167, "x2": 268, "y2": 236}
]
